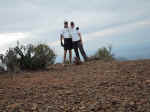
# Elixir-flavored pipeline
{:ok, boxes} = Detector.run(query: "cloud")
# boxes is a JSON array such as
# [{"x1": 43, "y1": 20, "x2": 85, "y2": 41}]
[
  {"x1": 0, "y1": 0, "x2": 150, "y2": 60},
  {"x1": 0, "y1": 32, "x2": 30, "y2": 54},
  {"x1": 84, "y1": 19, "x2": 150, "y2": 42},
  {"x1": 0, "y1": 32, "x2": 29, "y2": 46},
  {"x1": 0, "y1": 0, "x2": 150, "y2": 33}
]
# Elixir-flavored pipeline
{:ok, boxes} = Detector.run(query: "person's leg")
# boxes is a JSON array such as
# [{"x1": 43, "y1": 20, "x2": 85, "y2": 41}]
[
  {"x1": 69, "y1": 50, "x2": 72, "y2": 64},
  {"x1": 74, "y1": 48, "x2": 80, "y2": 60},
  {"x1": 63, "y1": 50, "x2": 67, "y2": 63},
  {"x1": 73, "y1": 42, "x2": 80, "y2": 60},
  {"x1": 78, "y1": 42, "x2": 88, "y2": 61}
]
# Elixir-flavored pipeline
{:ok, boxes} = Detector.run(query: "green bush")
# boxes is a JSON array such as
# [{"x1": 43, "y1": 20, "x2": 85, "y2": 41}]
[
  {"x1": 14, "y1": 44, "x2": 35, "y2": 70},
  {"x1": 31, "y1": 44, "x2": 56, "y2": 69},
  {"x1": 90, "y1": 46, "x2": 115, "y2": 61},
  {"x1": 4, "y1": 43, "x2": 56, "y2": 72}
]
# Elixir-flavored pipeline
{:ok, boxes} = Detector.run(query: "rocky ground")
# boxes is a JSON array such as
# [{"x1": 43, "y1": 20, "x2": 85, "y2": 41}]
[{"x1": 0, "y1": 59, "x2": 150, "y2": 112}]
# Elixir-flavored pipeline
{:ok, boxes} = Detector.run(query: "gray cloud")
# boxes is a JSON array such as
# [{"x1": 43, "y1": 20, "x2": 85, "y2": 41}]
[
  {"x1": 1, "y1": 0, "x2": 150, "y2": 32},
  {"x1": 0, "y1": 0, "x2": 150, "y2": 61}
]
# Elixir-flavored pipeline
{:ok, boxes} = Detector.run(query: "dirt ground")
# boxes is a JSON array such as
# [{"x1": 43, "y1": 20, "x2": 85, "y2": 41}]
[{"x1": 0, "y1": 59, "x2": 150, "y2": 112}]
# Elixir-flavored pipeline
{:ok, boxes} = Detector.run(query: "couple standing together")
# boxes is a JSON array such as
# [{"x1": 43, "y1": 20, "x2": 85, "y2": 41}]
[{"x1": 60, "y1": 21, "x2": 88, "y2": 64}]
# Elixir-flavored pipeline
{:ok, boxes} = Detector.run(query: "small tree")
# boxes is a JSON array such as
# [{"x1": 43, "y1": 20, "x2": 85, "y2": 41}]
[
  {"x1": 15, "y1": 44, "x2": 35, "y2": 69},
  {"x1": 95, "y1": 46, "x2": 114, "y2": 61},
  {"x1": 3, "y1": 42, "x2": 56, "y2": 72},
  {"x1": 90, "y1": 46, "x2": 115, "y2": 61},
  {"x1": 31, "y1": 44, "x2": 56, "y2": 69}
]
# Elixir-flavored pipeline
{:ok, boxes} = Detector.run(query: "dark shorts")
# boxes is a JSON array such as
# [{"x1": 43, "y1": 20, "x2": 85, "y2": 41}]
[{"x1": 64, "y1": 38, "x2": 72, "y2": 50}]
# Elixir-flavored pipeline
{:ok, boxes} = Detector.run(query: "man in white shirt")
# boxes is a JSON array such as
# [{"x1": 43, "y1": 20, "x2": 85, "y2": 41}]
[
  {"x1": 60, "y1": 21, "x2": 72, "y2": 64},
  {"x1": 70, "y1": 22, "x2": 88, "y2": 61}
]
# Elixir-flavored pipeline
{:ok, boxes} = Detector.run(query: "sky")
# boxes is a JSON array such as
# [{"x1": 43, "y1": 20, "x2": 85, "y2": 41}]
[{"x1": 0, "y1": 0, "x2": 150, "y2": 62}]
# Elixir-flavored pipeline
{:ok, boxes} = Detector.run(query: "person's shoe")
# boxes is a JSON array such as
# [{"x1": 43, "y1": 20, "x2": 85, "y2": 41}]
[
  {"x1": 74, "y1": 57, "x2": 82, "y2": 65},
  {"x1": 62, "y1": 63, "x2": 66, "y2": 67},
  {"x1": 69, "y1": 61, "x2": 73, "y2": 65},
  {"x1": 84, "y1": 57, "x2": 89, "y2": 62}
]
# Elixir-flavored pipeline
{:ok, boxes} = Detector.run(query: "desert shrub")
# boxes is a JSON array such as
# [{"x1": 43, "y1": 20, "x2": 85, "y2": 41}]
[
  {"x1": 14, "y1": 44, "x2": 35, "y2": 69},
  {"x1": 31, "y1": 44, "x2": 56, "y2": 69},
  {"x1": 90, "y1": 46, "x2": 115, "y2": 61},
  {"x1": 3, "y1": 43, "x2": 56, "y2": 72}
]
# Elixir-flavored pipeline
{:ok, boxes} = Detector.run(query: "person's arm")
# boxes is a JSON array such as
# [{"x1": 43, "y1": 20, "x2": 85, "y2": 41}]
[
  {"x1": 78, "y1": 32, "x2": 83, "y2": 45},
  {"x1": 60, "y1": 34, "x2": 64, "y2": 47}
]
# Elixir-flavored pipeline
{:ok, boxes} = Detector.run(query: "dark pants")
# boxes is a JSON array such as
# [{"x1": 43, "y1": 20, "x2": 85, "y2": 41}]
[{"x1": 73, "y1": 40, "x2": 87, "y2": 61}]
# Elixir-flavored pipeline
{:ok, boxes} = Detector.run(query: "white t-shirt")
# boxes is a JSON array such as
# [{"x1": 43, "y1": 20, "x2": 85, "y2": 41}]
[
  {"x1": 70, "y1": 28, "x2": 80, "y2": 42},
  {"x1": 60, "y1": 28, "x2": 72, "y2": 39}
]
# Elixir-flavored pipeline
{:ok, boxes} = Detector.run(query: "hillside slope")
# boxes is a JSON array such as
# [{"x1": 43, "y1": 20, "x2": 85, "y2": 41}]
[{"x1": 0, "y1": 59, "x2": 150, "y2": 111}]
